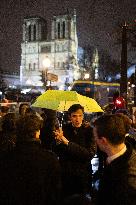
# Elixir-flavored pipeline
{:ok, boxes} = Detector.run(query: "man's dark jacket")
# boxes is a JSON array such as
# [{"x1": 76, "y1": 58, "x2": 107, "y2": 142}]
[
  {"x1": 0, "y1": 140, "x2": 61, "y2": 205},
  {"x1": 54, "y1": 122, "x2": 96, "y2": 196},
  {"x1": 97, "y1": 143, "x2": 136, "y2": 205}
]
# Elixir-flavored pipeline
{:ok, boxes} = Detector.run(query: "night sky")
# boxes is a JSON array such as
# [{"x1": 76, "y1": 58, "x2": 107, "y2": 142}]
[{"x1": 0, "y1": 0, "x2": 136, "y2": 73}]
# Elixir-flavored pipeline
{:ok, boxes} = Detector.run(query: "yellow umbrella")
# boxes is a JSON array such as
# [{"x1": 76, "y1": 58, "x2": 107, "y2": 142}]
[{"x1": 32, "y1": 90, "x2": 103, "y2": 113}]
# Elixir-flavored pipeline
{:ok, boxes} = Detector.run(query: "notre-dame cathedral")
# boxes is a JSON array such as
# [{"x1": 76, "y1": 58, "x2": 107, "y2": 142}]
[{"x1": 20, "y1": 9, "x2": 78, "y2": 88}]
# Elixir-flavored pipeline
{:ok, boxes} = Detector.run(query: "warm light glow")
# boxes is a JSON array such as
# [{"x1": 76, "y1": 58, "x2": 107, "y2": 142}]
[
  {"x1": 84, "y1": 73, "x2": 90, "y2": 79},
  {"x1": 131, "y1": 84, "x2": 135, "y2": 88},
  {"x1": 116, "y1": 99, "x2": 122, "y2": 105},
  {"x1": 42, "y1": 57, "x2": 51, "y2": 68},
  {"x1": 21, "y1": 88, "x2": 31, "y2": 94}
]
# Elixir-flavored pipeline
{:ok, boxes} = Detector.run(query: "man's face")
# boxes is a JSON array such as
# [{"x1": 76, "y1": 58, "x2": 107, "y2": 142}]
[
  {"x1": 20, "y1": 105, "x2": 29, "y2": 116},
  {"x1": 70, "y1": 109, "x2": 84, "y2": 128}
]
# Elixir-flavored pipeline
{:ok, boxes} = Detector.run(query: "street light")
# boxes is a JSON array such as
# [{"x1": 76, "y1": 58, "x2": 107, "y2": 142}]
[
  {"x1": 42, "y1": 57, "x2": 51, "y2": 89},
  {"x1": 84, "y1": 73, "x2": 90, "y2": 80},
  {"x1": 120, "y1": 20, "x2": 136, "y2": 106},
  {"x1": 120, "y1": 22, "x2": 127, "y2": 103}
]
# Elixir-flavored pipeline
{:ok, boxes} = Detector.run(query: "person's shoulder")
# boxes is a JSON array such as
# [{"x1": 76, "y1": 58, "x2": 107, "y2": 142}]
[
  {"x1": 126, "y1": 134, "x2": 136, "y2": 149},
  {"x1": 42, "y1": 149, "x2": 59, "y2": 161},
  {"x1": 125, "y1": 142, "x2": 136, "y2": 161},
  {"x1": 127, "y1": 146, "x2": 136, "y2": 179},
  {"x1": 41, "y1": 150, "x2": 60, "y2": 170},
  {"x1": 131, "y1": 146, "x2": 136, "y2": 159}
]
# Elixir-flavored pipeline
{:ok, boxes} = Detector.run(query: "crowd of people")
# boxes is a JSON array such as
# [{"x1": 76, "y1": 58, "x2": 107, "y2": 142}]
[{"x1": 0, "y1": 102, "x2": 136, "y2": 205}]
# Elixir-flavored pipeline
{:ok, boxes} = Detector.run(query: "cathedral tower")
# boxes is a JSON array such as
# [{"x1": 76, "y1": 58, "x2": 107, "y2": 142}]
[
  {"x1": 23, "y1": 16, "x2": 47, "y2": 42},
  {"x1": 20, "y1": 10, "x2": 78, "y2": 88}
]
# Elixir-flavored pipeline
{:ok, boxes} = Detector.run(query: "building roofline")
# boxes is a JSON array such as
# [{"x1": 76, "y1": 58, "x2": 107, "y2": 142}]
[
  {"x1": 53, "y1": 9, "x2": 76, "y2": 19},
  {"x1": 24, "y1": 16, "x2": 46, "y2": 21}
]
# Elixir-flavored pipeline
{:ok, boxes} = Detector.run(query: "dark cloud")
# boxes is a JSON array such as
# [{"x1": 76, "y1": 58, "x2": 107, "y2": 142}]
[{"x1": 0, "y1": 0, "x2": 136, "y2": 72}]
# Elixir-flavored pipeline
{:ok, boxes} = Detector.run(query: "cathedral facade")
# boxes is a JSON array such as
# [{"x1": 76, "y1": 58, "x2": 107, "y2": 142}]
[{"x1": 20, "y1": 10, "x2": 78, "y2": 88}]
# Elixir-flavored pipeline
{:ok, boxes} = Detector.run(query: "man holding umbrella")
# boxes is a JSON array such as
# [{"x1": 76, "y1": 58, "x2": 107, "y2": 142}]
[{"x1": 53, "y1": 104, "x2": 96, "y2": 198}]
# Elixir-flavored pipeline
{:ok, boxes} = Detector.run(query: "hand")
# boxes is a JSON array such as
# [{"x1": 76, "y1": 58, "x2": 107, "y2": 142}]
[
  {"x1": 53, "y1": 128, "x2": 63, "y2": 144},
  {"x1": 53, "y1": 128, "x2": 69, "y2": 145}
]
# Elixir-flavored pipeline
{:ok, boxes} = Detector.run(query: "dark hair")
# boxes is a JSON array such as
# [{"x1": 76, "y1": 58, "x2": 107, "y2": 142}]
[
  {"x1": 68, "y1": 104, "x2": 84, "y2": 115},
  {"x1": 16, "y1": 114, "x2": 42, "y2": 142},
  {"x1": 2, "y1": 113, "x2": 16, "y2": 132},
  {"x1": 42, "y1": 108, "x2": 57, "y2": 119},
  {"x1": 1, "y1": 106, "x2": 9, "y2": 113},
  {"x1": 19, "y1": 103, "x2": 29, "y2": 115},
  {"x1": 115, "y1": 113, "x2": 132, "y2": 133},
  {"x1": 93, "y1": 114, "x2": 126, "y2": 145},
  {"x1": 25, "y1": 107, "x2": 36, "y2": 114}
]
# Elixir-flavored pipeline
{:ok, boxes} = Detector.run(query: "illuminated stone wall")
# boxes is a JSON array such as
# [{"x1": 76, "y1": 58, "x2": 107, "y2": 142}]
[{"x1": 20, "y1": 10, "x2": 78, "y2": 88}]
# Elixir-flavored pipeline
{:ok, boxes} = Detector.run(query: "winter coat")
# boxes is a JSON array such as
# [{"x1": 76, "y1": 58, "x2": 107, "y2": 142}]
[
  {"x1": 96, "y1": 143, "x2": 136, "y2": 205},
  {"x1": 0, "y1": 139, "x2": 61, "y2": 205},
  {"x1": 54, "y1": 122, "x2": 96, "y2": 197}
]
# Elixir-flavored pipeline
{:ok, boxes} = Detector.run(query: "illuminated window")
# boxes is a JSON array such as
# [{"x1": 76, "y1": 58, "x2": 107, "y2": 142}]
[
  {"x1": 33, "y1": 25, "x2": 36, "y2": 41},
  {"x1": 62, "y1": 21, "x2": 65, "y2": 38},
  {"x1": 29, "y1": 63, "x2": 31, "y2": 70},
  {"x1": 33, "y1": 63, "x2": 36, "y2": 70},
  {"x1": 58, "y1": 22, "x2": 60, "y2": 39},
  {"x1": 58, "y1": 62, "x2": 64, "y2": 70},
  {"x1": 63, "y1": 62, "x2": 65, "y2": 68},
  {"x1": 41, "y1": 45, "x2": 51, "y2": 53},
  {"x1": 28, "y1": 25, "x2": 31, "y2": 41}
]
